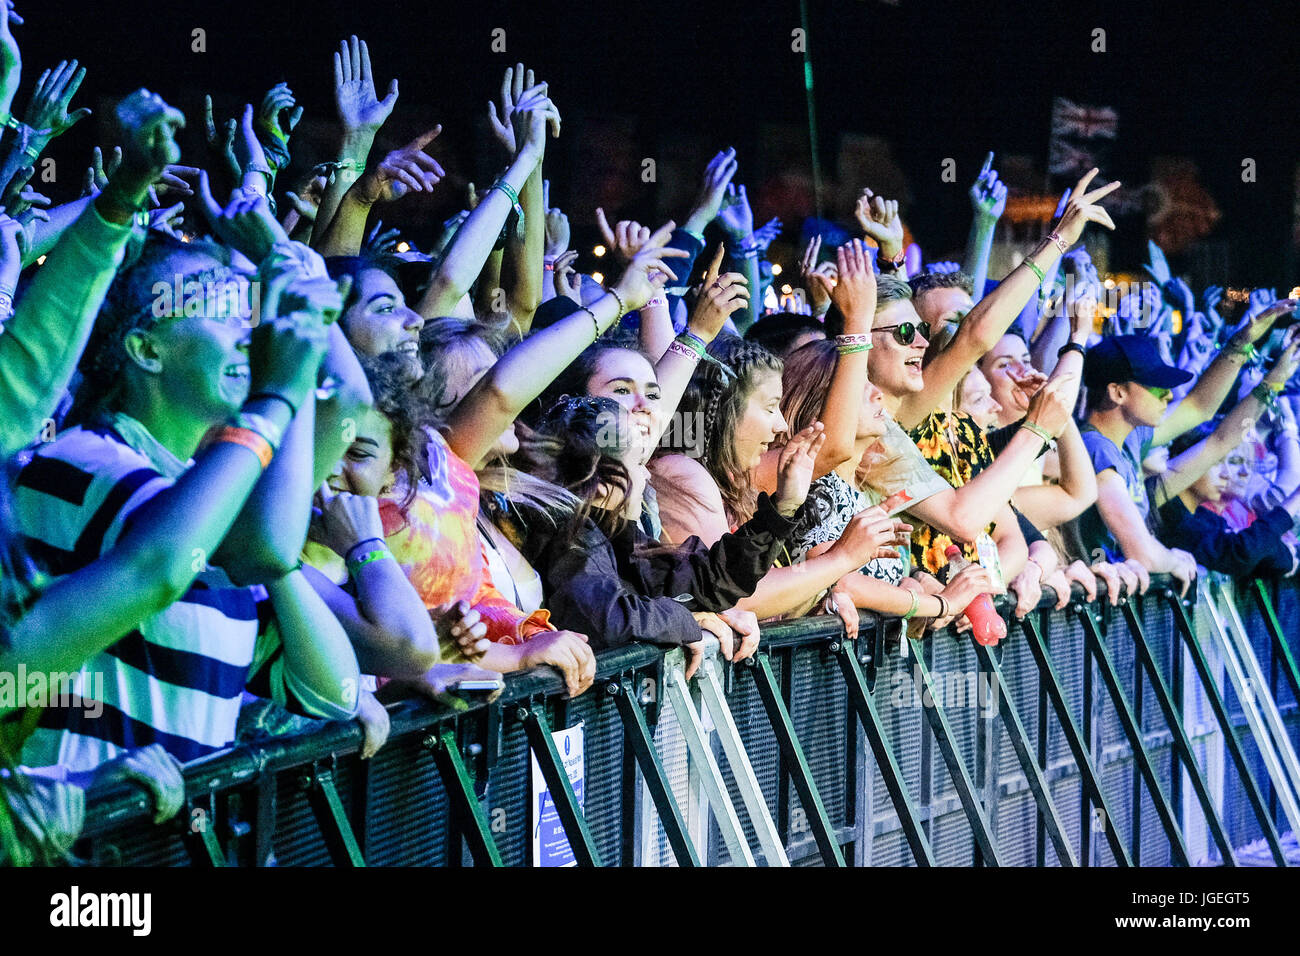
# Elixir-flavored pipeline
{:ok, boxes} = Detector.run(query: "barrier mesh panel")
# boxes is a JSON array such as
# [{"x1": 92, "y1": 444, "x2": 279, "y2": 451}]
[
  {"x1": 484, "y1": 710, "x2": 533, "y2": 867},
  {"x1": 271, "y1": 760, "x2": 357, "y2": 867},
  {"x1": 364, "y1": 734, "x2": 449, "y2": 866}
]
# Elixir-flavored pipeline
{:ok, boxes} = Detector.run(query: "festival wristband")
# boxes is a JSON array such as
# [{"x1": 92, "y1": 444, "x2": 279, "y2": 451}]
[{"x1": 202, "y1": 426, "x2": 273, "y2": 468}]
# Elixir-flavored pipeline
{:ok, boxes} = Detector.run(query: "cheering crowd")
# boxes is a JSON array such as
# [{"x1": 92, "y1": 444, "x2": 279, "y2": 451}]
[{"x1": 2, "y1": 4, "x2": 1299, "y2": 864}]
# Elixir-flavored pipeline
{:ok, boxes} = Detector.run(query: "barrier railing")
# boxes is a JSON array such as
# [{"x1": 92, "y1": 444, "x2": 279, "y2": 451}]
[{"x1": 70, "y1": 572, "x2": 1300, "y2": 866}]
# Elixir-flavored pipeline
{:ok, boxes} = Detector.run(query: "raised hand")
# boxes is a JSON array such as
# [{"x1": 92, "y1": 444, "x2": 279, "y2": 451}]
[
  {"x1": 22, "y1": 59, "x2": 90, "y2": 142},
  {"x1": 0, "y1": 2, "x2": 21, "y2": 116},
  {"x1": 1263, "y1": 325, "x2": 1300, "y2": 388},
  {"x1": 774, "y1": 422, "x2": 827, "y2": 515},
  {"x1": 551, "y1": 249, "x2": 582, "y2": 304},
  {"x1": 595, "y1": 207, "x2": 651, "y2": 264},
  {"x1": 828, "y1": 239, "x2": 876, "y2": 327},
  {"x1": 114, "y1": 89, "x2": 185, "y2": 175},
  {"x1": 752, "y1": 217, "x2": 782, "y2": 252},
  {"x1": 1143, "y1": 239, "x2": 1172, "y2": 286},
  {"x1": 800, "y1": 235, "x2": 836, "y2": 317},
  {"x1": 969, "y1": 152, "x2": 1007, "y2": 222},
  {"x1": 610, "y1": 220, "x2": 689, "y2": 311},
  {"x1": 1229, "y1": 294, "x2": 1296, "y2": 351},
  {"x1": 1024, "y1": 372, "x2": 1078, "y2": 438},
  {"x1": 80, "y1": 145, "x2": 121, "y2": 197},
  {"x1": 285, "y1": 173, "x2": 327, "y2": 224},
  {"x1": 1050, "y1": 168, "x2": 1120, "y2": 247},
  {"x1": 196, "y1": 170, "x2": 288, "y2": 262},
  {"x1": 362, "y1": 220, "x2": 402, "y2": 257},
  {"x1": 544, "y1": 181, "x2": 570, "y2": 257},
  {"x1": 687, "y1": 243, "x2": 749, "y2": 340},
  {"x1": 256, "y1": 82, "x2": 302, "y2": 148},
  {"x1": 509, "y1": 83, "x2": 561, "y2": 161},
  {"x1": 855, "y1": 187, "x2": 904, "y2": 261},
  {"x1": 351, "y1": 128, "x2": 444, "y2": 205},
  {"x1": 926, "y1": 260, "x2": 963, "y2": 275},
  {"x1": 683, "y1": 147, "x2": 738, "y2": 235},
  {"x1": 718, "y1": 182, "x2": 754, "y2": 242},
  {"x1": 487, "y1": 63, "x2": 548, "y2": 156},
  {"x1": 334, "y1": 35, "x2": 398, "y2": 138},
  {"x1": 203, "y1": 94, "x2": 240, "y2": 183}
]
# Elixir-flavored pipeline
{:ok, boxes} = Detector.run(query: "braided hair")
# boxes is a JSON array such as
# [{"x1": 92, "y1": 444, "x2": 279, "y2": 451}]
[{"x1": 659, "y1": 334, "x2": 782, "y2": 524}]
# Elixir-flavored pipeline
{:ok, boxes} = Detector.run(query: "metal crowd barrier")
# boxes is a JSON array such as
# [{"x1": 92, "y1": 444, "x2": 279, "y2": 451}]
[{"x1": 72, "y1": 572, "x2": 1300, "y2": 866}]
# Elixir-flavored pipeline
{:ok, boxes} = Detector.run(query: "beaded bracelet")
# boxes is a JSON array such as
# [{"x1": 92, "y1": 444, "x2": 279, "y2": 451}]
[
  {"x1": 579, "y1": 306, "x2": 601, "y2": 338},
  {"x1": 608, "y1": 287, "x2": 627, "y2": 317}
]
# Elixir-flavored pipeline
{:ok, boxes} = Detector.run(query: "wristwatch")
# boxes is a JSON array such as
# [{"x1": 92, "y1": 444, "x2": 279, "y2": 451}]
[{"x1": 877, "y1": 250, "x2": 906, "y2": 272}]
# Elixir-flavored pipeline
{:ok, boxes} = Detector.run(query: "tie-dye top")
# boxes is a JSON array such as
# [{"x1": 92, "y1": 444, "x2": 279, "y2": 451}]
[{"x1": 378, "y1": 428, "x2": 552, "y2": 646}]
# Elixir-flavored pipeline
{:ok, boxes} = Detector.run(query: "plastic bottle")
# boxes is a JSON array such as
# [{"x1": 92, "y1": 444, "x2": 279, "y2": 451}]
[{"x1": 943, "y1": 545, "x2": 1006, "y2": 647}]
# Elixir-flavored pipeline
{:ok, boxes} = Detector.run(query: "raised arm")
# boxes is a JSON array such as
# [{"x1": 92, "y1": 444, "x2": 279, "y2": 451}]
[
  {"x1": 444, "y1": 223, "x2": 686, "y2": 468},
  {"x1": 310, "y1": 35, "x2": 398, "y2": 248},
  {"x1": 898, "y1": 169, "x2": 1118, "y2": 429},
  {"x1": 807, "y1": 240, "x2": 876, "y2": 476},
  {"x1": 0, "y1": 89, "x2": 181, "y2": 456},
  {"x1": 416, "y1": 87, "x2": 554, "y2": 318},
  {"x1": 1153, "y1": 297, "x2": 1296, "y2": 446},
  {"x1": 962, "y1": 153, "x2": 1006, "y2": 302},
  {"x1": 1156, "y1": 331, "x2": 1300, "y2": 506}
]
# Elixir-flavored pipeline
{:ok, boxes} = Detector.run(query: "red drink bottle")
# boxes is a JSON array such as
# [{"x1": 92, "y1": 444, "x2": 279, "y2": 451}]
[{"x1": 943, "y1": 545, "x2": 1006, "y2": 647}]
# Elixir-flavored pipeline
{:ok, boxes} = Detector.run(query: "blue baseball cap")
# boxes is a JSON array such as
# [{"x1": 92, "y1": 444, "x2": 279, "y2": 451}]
[{"x1": 1083, "y1": 334, "x2": 1193, "y2": 390}]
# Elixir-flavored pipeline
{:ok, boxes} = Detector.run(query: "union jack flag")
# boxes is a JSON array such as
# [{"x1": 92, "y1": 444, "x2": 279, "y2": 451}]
[{"x1": 1051, "y1": 97, "x2": 1119, "y2": 140}]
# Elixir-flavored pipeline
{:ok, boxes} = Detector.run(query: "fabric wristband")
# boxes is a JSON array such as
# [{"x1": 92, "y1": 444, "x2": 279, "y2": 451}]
[
  {"x1": 1057, "y1": 342, "x2": 1086, "y2": 360},
  {"x1": 347, "y1": 548, "x2": 394, "y2": 576},
  {"x1": 901, "y1": 589, "x2": 919, "y2": 621},
  {"x1": 491, "y1": 179, "x2": 525, "y2": 240},
  {"x1": 1022, "y1": 256, "x2": 1045, "y2": 285},
  {"x1": 204, "y1": 426, "x2": 273, "y2": 468}
]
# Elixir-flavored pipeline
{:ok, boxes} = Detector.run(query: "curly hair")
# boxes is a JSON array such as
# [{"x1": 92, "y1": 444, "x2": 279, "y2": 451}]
[
  {"x1": 355, "y1": 351, "x2": 443, "y2": 513},
  {"x1": 658, "y1": 334, "x2": 782, "y2": 524},
  {"x1": 67, "y1": 232, "x2": 234, "y2": 426}
]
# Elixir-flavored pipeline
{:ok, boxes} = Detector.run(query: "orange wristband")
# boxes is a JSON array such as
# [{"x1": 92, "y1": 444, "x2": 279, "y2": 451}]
[{"x1": 206, "y1": 426, "x2": 274, "y2": 468}]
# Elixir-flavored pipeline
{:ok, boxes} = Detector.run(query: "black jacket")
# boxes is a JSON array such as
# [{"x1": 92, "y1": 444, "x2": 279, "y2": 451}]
[
  {"x1": 527, "y1": 493, "x2": 798, "y2": 648},
  {"x1": 1156, "y1": 498, "x2": 1295, "y2": 579}
]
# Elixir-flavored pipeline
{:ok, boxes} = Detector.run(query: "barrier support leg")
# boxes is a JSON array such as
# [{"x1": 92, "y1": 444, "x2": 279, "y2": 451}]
[
  {"x1": 183, "y1": 798, "x2": 226, "y2": 867},
  {"x1": 427, "y1": 727, "x2": 503, "y2": 867},
  {"x1": 305, "y1": 767, "x2": 365, "y2": 867},
  {"x1": 695, "y1": 659, "x2": 789, "y2": 867},
  {"x1": 833, "y1": 638, "x2": 934, "y2": 866},
  {"x1": 912, "y1": 648, "x2": 1003, "y2": 866},
  {"x1": 1121, "y1": 602, "x2": 1236, "y2": 866},
  {"x1": 609, "y1": 678, "x2": 700, "y2": 867},
  {"x1": 1075, "y1": 605, "x2": 1191, "y2": 866},
  {"x1": 973, "y1": 643, "x2": 1078, "y2": 866},
  {"x1": 518, "y1": 704, "x2": 602, "y2": 867},
  {"x1": 1020, "y1": 613, "x2": 1132, "y2": 866},
  {"x1": 1251, "y1": 580, "x2": 1300, "y2": 731},
  {"x1": 1163, "y1": 589, "x2": 1288, "y2": 867},
  {"x1": 745, "y1": 652, "x2": 845, "y2": 867}
]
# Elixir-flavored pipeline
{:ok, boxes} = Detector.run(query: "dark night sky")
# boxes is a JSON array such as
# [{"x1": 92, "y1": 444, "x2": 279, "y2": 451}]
[{"x1": 15, "y1": 0, "x2": 1299, "y2": 281}]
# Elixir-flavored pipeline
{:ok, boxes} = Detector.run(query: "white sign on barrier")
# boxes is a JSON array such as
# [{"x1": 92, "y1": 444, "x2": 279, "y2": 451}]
[{"x1": 530, "y1": 722, "x2": 585, "y2": 867}]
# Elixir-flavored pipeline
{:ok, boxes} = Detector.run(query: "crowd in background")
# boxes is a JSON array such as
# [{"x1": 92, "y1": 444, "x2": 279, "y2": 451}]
[{"x1": 1, "y1": 2, "x2": 1299, "y2": 864}]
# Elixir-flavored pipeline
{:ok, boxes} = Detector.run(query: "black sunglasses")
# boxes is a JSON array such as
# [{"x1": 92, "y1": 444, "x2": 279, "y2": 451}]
[{"x1": 873, "y1": 321, "x2": 931, "y2": 346}]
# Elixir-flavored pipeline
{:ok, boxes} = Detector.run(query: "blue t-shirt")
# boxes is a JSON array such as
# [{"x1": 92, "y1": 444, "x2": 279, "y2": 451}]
[{"x1": 1075, "y1": 423, "x2": 1155, "y2": 562}]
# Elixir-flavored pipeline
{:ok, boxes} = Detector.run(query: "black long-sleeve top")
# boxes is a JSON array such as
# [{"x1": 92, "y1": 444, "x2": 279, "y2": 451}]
[
  {"x1": 526, "y1": 493, "x2": 798, "y2": 648},
  {"x1": 1155, "y1": 497, "x2": 1296, "y2": 579}
]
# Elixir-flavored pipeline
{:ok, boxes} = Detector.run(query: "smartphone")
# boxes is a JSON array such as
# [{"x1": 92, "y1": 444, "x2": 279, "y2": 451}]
[{"x1": 448, "y1": 678, "x2": 504, "y2": 693}]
